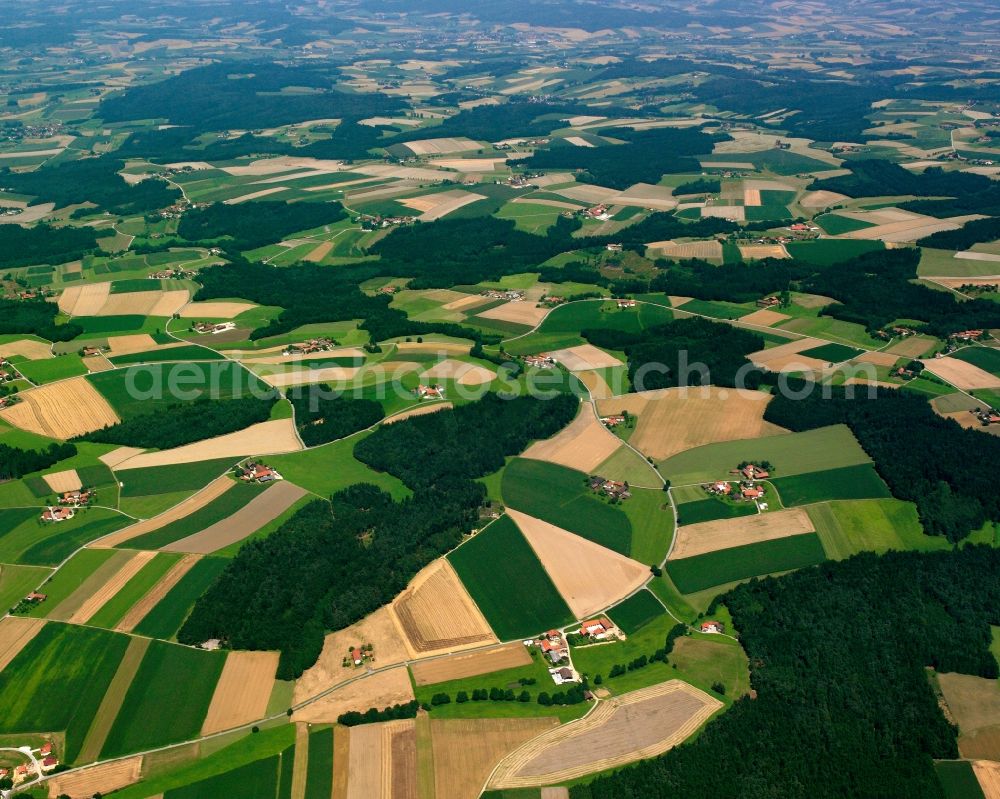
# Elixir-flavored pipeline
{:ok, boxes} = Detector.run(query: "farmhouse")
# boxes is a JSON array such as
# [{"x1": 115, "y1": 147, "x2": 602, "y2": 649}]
[
  {"x1": 239, "y1": 462, "x2": 282, "y2": 484},
  {"x1": 192, "y1": 321, "x2": 236, "y2": 335},
  {"x1": 701, "y1": 621, "x2": 725, "y2": 634},
  {"x1": 588, "y1": 475, "x2": 631, "y2": 500},
  {"x1": 24, "y1": 592, "x2": 47, "y2": 604},
  {"x1": 352, "y1": 647, "x2": 363, "y2": 666},
  {"x1": 707, "y1": 481, "x2": 732, "y2": 495},
  {"x1": 523, "y1": 353, "x2": 556, "y2": 369},
  {"x1": 38, "y1": 742, "x2": 52, "y2": 756},
  {"x1": 742, "y1": 486, "x2": 764, "y2": 500},
  {"x1": 579, "y1": 618, "x2": 618, "y2": 641},
  {"x1": 756, "y1": 296, "x2": 781, "y2": 309},
  {"x1": 282, "y1": 337, "x2": 336, "y2": 356},
  {"x1": 616, "y1": 298, "x2": 637, "y2": 309},
  {"x1": 549, "y1": 666, "x2": 580, "y2": 685},
  {"x1": 607, "y1": 243, "x2": 624, "y2": 253},
  {"x1": 584, "y1": 204, "x2": 611, "y2": 221},
  {"x1": 59, "y1": 488, "x2": 93, "y2": 506},
  {"x1": 40, "y1": 757, "x2": 59, "y2": 772},
  {"x1": 415, "y1": 383, "x2": 446, "y2": 400},
  {"x1": 482, "y1": 289, "x2": 525, "y2": 301},
  {"x1": 951, "y1": 330, "x2": 984, "y2": 343},
  {"x1": 41, "y1": 506, "x2": 75, "y2": 522},
  {"x1": 739, "y1": 463, "x2": 770, "y2": 480},
  {"x1": 601, "y1": 414, "x2": 626, "y2": 427}
]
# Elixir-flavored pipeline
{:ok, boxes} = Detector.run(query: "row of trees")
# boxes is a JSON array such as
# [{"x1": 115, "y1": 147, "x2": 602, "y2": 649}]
[{"x1": 0, "y1": 441, "x2": 76, "y2": 481}]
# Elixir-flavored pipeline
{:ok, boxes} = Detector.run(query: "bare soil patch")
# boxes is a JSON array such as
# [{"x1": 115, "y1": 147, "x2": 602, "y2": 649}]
[
  {"x1": 201, "y1": 651, "x2": 280, "y2": 735},
  {"x1": 94, "y1": 290, "x2": 189, "y2": 318},
  {"x1": 115, "y1": 554, "x2": 201, "y2": 633},
  {"x1": 549, "y1": 344, "x2": 622, "y2": 372},
  {"x1": 106, "y1": 334, "x2": 160, "y2": 356},
  {"x1": 854, "y1": 351, "x2": 900, "y2": 367},
  {"x1": 346, "y1": 719, "x2": 415, "y2": 799},
  {"x1": 0, "y1": 376, "x2": 120, "y2": 439},
  {"x1": 295, "y1": 607, "x2": 411, "y2": 704},
  {"x1": 490, "y1": 681, "x2": 721, "y2": 788},
  {"x1": 46, "y1": 756, "x2": 143, "y2": 798},
  {"x1": 738, "y1": 244, "x2": 789, "y2": 260},
  {"x1": 70, "y1": 550, "x2": 158, "y2": 624},
  {"x1": 743, "y1": 188, "x2": 762, "y2": 207},
  {"x1": 801, "y1": 190, "x2": 849, "y2": 208},
  {"x1": 402, "y1": 137, "x2": 480, "y2": 156},
  {"x1": 576, "y1": 369, "x2": 614, "y2": 400},
  {"x1": 885, "y1": 336, "x2": 935, "y2": 358},
  {"x1": 671, "y1": 508, "x2": 815, "y2": 560},
  {"x1": 303, "y1": 241, "x2": 334, "y2": 263},
  {"x1": 508, "y1": 509, "x2": 649, "y2": 620},
  {"x1": 701, "y1": 205, "x2": 746, "y2": 222},
  {"x1": 411, "y1": 642, "x2": 531, "y2": 687},
  {"x1": 739, "y1": 309, "x2": 790, "y2": 326},
  {"x1": 522, "y1": 405, "x2": 622, "y2": 473},
  {"x1": 293, "y1": 666, "x2": 415, "y2": 723},
  {"x1": 261, "y1": 366, "x2": 360, "y2": 388},
  {"x1": 476, "y1": 301, "x2": 549, "y2": 328},
  {"x1": 163, "y1": 481, "x2": 307, "y2": 554},
  {"x1": 939, "y1": 672, "x2": 1000, "y2": 760},
  {"x1": 921, "y1": 356, "x2": 1000, "y2": 390},
  {"x1": 749, "y1": 338, "x2": 828, "y2": 373},
  {"x1": 0, "y1": 617, "x2": 45, "y2": 672},
  {"x1": 391, "y1": 559, "x2": 496, "y2": 658}
]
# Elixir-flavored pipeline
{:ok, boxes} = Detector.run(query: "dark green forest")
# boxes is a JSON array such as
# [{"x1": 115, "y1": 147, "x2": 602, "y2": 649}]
[
  {"x1": 0, "y1": 442, "x2": 76, "y2": 481},
  {"x1": 287, "y1": 389, "x2": 384, "y2": 447},
  {"x1": 574, "y1": 546, "x2": 1000, "y2": 799},
  {"x1": 177, "y1": 201, "x2": 347, "y2": 251},
  {"x1": 0, "y1": 224, "x2": 101, "y2": 270},
  {"x1": 0, "y1": 298, "x2": 82, "y2": 342}
]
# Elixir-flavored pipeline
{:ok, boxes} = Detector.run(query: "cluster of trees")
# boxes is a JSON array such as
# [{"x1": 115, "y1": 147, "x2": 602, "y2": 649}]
[
  {"x1": 177, "y1": 201, "x2": 347, "y2": 251},
  {"x1": 673, "y1": 177, "x2": 721, "y2": 195},
  {"x1": 0, "y1": 224, "x2": 102, "y2": 270},
  {"x1": 0, "y1": 442, "x2": 76, "y2": 481},
  {"x1": 179, "y1": 394, "x2": 578, "y2": 677},
  {"x1": 337, "y1": 700, "x2": 419, "y2": 728},
  {"x1": 764, "y1": 383, "x2": 1000, "y2": 542},
  {"x1": 78, "y1": 397, "x2": 277, "y2": 450},
  {"x1": 574, "y1": 546, "x2": 1000, "y2": 799},
  {"x1": 287, "y1": 389, "x2": 384, "y2": 446},
  {"x1": 522, "y1": 127, "x2": 722, "y2": 190},
  {"x1": 811, "y1": 159, "x2": 992, "y2": 201},
  {"x1": 0, "y1": 298, "x2": 82, "y2": 342},
  {"x1": 582, "y1": 317, "x2": 764, "y2": 391},
  {"x1": 0, "y1": 159, "x2": 179, "y2": 215},
  {"x1": 918, "y1": 216, "x2": 1000, "y2": 251},
  {"x1": 600, "y1": 623, "x2": 685, "y2": 682}
]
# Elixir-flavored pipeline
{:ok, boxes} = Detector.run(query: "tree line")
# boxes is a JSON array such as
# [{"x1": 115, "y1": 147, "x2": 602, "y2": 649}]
[
  {"x1": 287, "y1": 389, "x2": 384, "y2": 447},
  {"x1": 0, "y1": 298, "x2": 82, "y2": 342},
  {"x1": 0, "y1": 442, "x2": 76, "y2": 481}
]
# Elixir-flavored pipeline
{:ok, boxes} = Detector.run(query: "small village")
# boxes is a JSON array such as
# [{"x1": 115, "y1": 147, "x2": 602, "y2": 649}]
[
  {"x1": 0, "y1": 740, "x2": 60, "y2": 790},
  {"x1": 39, "y1": 487, "x2": 96, "y2": 523},
  {"x1": 281, "y1": 336, "x2": 337, "y2": 357}
]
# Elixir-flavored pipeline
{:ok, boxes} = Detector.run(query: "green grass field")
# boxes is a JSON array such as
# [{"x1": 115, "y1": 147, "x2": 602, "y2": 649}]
[
  {"x1": 134, "y1": 556, "x2": 229, "y2": 640},
  {"x1": 0, "y1": 562, "x2": 50, "y2": 614},
  {"x1": 15, "y1": 354, "x2": 88, "y2": 384},
  {"x1": 448, "y1": 516, "x2": 574, "y2": 640},
  {"x1": 607, "y1": 589, "x2": 665, "y2": 634},
  {"x1": 0, "y1": 506, "x2": 131, "y2": 566},
  {"x1": 935, "y1": 761, "x2": 986, "y2": 799},
  {"x1": 0, "y1": 622, "x2": 129, "y2": 763},
  {"x1": 619, "y1": 487, "x2": 674, "y2": 566},
  {"x1": 798, "y1": 342, "x2": 863, "y2": 363},
  {"x1": 806, "y1": 498, "x2": 947, "y2": 559},
  {"x1": 814, "y1": 213, "x2": 877, "y2": 235},
  {"x1": 164, "y1": 747, "x2": 282, "y2": 799},
  {"x1": 660, "y1": 425, "x2": 871, "y2": 484},
  {"x1": 501, "y1": 458, "x2": 633, "y2": 555},
  {"x1": 110, "y1": 345, "x2": 227, "y2": 366},
  {"x1": 675, "y1": 495, "x2": 756, "y2": 526},
  {"x1": 953, "y1": 346, "x2": 1000, "y2": 377},
  {"x1": 24, "y1": 547, "x2": 118, "y2": 617},
  {"x1": 101, "y1": 640, "x2": 226, "y2": 758},
  {"x1": 784, "y1": 239, "x2": 884, "y2": 266},
  {"x1": 666, "y1": 533, "x2": 827, "y2": 594},
  {"x1": 774, "y1": 315, "x2": 883, "y2": 349},
  {"x1": 122, "y1": 480, "x2": 267, "y2": 551},
  {"x1": 678, "y1": 299, "x2": 751, "y2": 320},
  {"x1": 117, "y1": 458, "x2": 237, "y2": 498},
  {"x1": 304, "y1": 727, "x2": 334, "y2": 799},
  {"x1": 771, "y1": 463, "x2": 890, "y2": 507},
  {"x1": 87, "y1": 552, "x2": 184, "y2": 628}
]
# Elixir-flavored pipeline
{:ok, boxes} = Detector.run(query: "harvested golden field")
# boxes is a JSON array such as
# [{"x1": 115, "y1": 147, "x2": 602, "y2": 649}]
[
  {"x1": 432, "y1": 718, "x2": 558, "y2": 799},
  {"x1": 295, "y1": 607, "x2": 411, "y2": 704},
  {"x1": 96, "y1": 289, "x2": 190, "y2": 317},
  {"x1": 576, "y1": 369, "x2": 613, "y2": 400},
  {"x1": 99, "y1": 446, "x2": 148, "y2": 469},
  {"x1": 333, "y1": 725, "x2": 350, "y2": 799},
  {"x1": 411, "y1": 642, "x2": 531, "y2": 687},
  {"x1": 178, "y1": 301, "x2": 256, "y2": 319},
  {"x1": 671, "y1": 508, "x2": 815, "y2": 560},
  {"x1": 743, "y1": 188, "x2": 762, "y2": 206},
  {"x1": 402, "y1": 137, "x2": 480, "y2": 155},
  {"x1": 115, "y1": 555, "x2": 201, "y2": 633},
  {"x1": 921, "y1": 356, "x2": 1000, "y2": 391},
  {"x1": 0, "y1": 376, "x2": 120, "y2": 439},
  {"x1": 43, "y1": 468, "x2": 82, "y2": 493},
  {"x1": 83, "y1": 355, "x2": 114, "y2": 373},
  {"x1": 261, "y1": 366, "x2": 360, "y2": 388},
  {"x1": 303, "y1": 241, "x2": 334, "y2": 263},
  {"x1": 97, "y1": 476, "x2": 234, "y2": 547},
  {"x1": 163, "y1": 481, "x2": 308, "y2": 554},
  {"x1": 59, "y1": 282, "x2": 110, "y2": 316},
  {"x1": 738, "y1": 243, "x2": 789, "y2": 260},
  {"x1": 800, "y1": 190, "x2": 849, "y2": 208},
  {"x1": 476, "y1": 300, "x2": 549, "y2": 328},
  {"x1": 939, "y1": 672, "x2": 1000, "y2": 760},
  {"x1": 346, "y1": 719, "x2": 416, "y2": 799},
  {"x1": 749, "y1": 338, "x2": 828, "y2": 373},
  {"x1": 0, "y1": 338, "x2": 51, "y2": 360},
  {"x1": 224, "y1": 186, "x2": 290, "y2": 204},
  {"x1": 106, "y1": 334, "x2": 161, "y2": 356},
  {"x1": 201, "y1": 651, "x2": 280, "y2": 735},
  {"x1": 238, "y1": 347, "x2": 367, "y2": 365},
  {"x1": 113, "y1": 419, "x2": 302, "y2": 469},
  {"x1": 739, "y1": 309, "x2": 790, "y2": 326},
  {"x1": 646, "y1": 240, "x2": 723, "y2": 260},
  {"x1": 420, "y1": 359, "x2": 496, "y2": 385},
  {"x1": 391, "y1": 559, "x2": 496, "y2": 658},
  {"x1": 441, "y1": 294, "x2": 492, "y2": 313},
  {"x1": 293, "y1": 666, "x2": 415, "y2": 723},
  {"x1": 46, "y1": 756, "x2": 143, "y2": 798},
  {"x1": 885, "y1": 336, "x2": 935, "y2": 358},
  {"x1": 393, "y1": 341, "x2": 471, "y2": 356},
  {"x1": 974, "y1": 761, "x2": 1000, "y2": 799},
  {"x1": 854, "y1": 351, "x2": 900, "y2": 367},
  {"x1": 521, "y1": 405, "x2": 622, "y2": 473},
  {"x1": 0, "y1": 617, "x2": 45, "y2": 672},
  {"x1": 489, "y1": 681, "x2": 721, "y2": 788},
  {"x1": 508, "y1": 509, "x2": 649, "y2": 620},
  {"x1": 613, "y1": 183, "x2": 676, "y2": 211},
  {"x1": 69, "y1": 550, "x2": 158, "y2": 624},
  {"x1": 596, "y1": 387, "x2": 783, "y2": 461},
  {"x1": 549, "y1": 344, "x2": 623, "y2": 372},
  {"x1": 701, "y1": 205, "x2": 745, "y2": 222}
]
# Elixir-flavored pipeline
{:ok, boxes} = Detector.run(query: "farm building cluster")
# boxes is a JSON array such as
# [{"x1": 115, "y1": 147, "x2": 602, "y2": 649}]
[
  {"x1": 588, "y1": 475, "x2": 632, "y2": 501},
  {"x1": 343, "y1": 643, "x2": 376, "y2": 669},
  {"x1": 703, "y1": 462, "x2": 772, "y2": 506},
  {"x1": 191, "y1": 321, "x2": 236, "y2": 335},
  {"x1": 237, "y1": 462, "x2": 283, "y2": 484},
  {"x1": 281, "y1": 337, "x2": 336, "y2": 356},
  {"x1": 528, "y1": 630, "x2": 584, "y2": 685},
  {"x1": 481, "y1": 289, "x2": 524, "y2": 302},
  {"x1": 0, "y1": 741, "x2": 59, "y2": 787},
  {"x1": 414, "y1": 383, "x2": 446, "y2": 400},
  {"x1": 523, "y1": 353, "x2": 557, "y2": 369}
]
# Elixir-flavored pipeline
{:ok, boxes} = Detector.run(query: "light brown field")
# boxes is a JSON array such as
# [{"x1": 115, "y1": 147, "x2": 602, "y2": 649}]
[
  {"x1": 69, "y1": 550, "x2": 158, "y2": 624},
  {"x1": 46, "y1": 756, "x2": 143, "y2": 798},
  {"x1": 291, "y1": 723, "x2": 310, "y2": 799},
  {"x1": 476, "y1": 300, "x2": 549, "y2": 328},
  {"x1": 885, "y1": 336, "x2": 935, "y2": 358},
  {"x1": 522, "y1": 405, "x2": 622, "y2": 473},
  {"x1": 420, "y1": 359, "x2": 496, "y2": 386},
  {"x1": 48, "y1": 550, "x2": 135, "y2": 622},
  {"x1": 391, "y1": 559, "x2": 497, "y2": 658},
  {"x1": 549, "y1": 344, "x2": 622, "y2": 372},
  {"x1": 384, "y1": 402, "x2": 452, "y2": 425},
  {"x1": 105, "y1": 334, "x2": 159, "y2": 356},
  {"x1": 201, "y1": 651, "x2": 280, "y2": 735},
  {"x1": 96, "y1": 476, "x2": 234, "y2": 547},
  {"x1": 613, "y1": 183, "x2": 676, "y2": 210},
  {"x1": 0, "y1": 338, "x2": 51, "y2": 360},
  {"x1": 922, "y1": 356, "x2": 1000, "y2": 390},
  {"x1": 224, "y1": 186, "x2": 290, "y2": 204},
  {"x1": 43, "y1": 468, "x2": 82, "y2": 493},
  {"x1": 238, "y1": 347, "x2": 367, "y2": 366},
  {"x1": 939, "y1": 672, "x2": 1000, "y2": 761},
  {"x1": 646, "y1": 240, "x2": 723, "y2": 260},
  {"x1": 261, "y1": 366, "x2": 360, "y2": 388},
  {"x1": 293, "y1": 666, "x2": 415, "y2": 723},
  {"x1": 115, "y1": 555, "x2": 201, "y2": 633},
  {"x1": 738, "y1": 244, "x2": 789, "y2": 260},
  {"x1": 701, "y1": 205, "x2": 746, "y2": 222},
  {"x1": 163, "y1": 481, "x2": 308, "y2": 554},
  {"x1": 743, "y1": 188, "x2": 762, "y2": 207},
  {"x1": 576, "y1": 369, "x2": 613, "y2": 400},
  {"x1": 596, "y1": 387, "x2": 783, "y2": 462},
  {"x1": 83, "y1": 355, "x2": 114, "y2": 373},
  {"x1": 411, "y1": 642, "x2": 531, "y2": 687},
  {"x1": 854, "y1": 351, "x2": 900, "y2": 367},
  {"x1": 402, "y1": 137, "x2": 480, "y2": 156},
  {"x1": 739, "y1": 309, "x2": 790, "y2": 326},
  {"x1": 843, "y1": 216, "x2": 961, "y2": 243},
  {"x1": 295, "y1": 606, "x2": 411, "y2": 704},
  {"x1": 59, "y1": 282, "x2": 110, "y2": 316},
  {"x1": 0, "y1": 617, "x2": 45, "y2": 672},
  {"x1": 749, "y1": 338, "x2": 828, "y2": 373},
  {"x1": 303, "y1": 241, "x2": 334, "y2": 263},
  {"x1": 346, "y1": 719, "x2": 415, "y2": 799},
  {"x1": 508, "y1": 509, "x2": 649, "y2": 619},
  {"x1": 555, "y1": 184, "x2": 620, "y2": 205},
  {"x1": 94, "y1": 289, "x2": 189, "y2": 318},
  {"x1": 113, "y1": 419, "x2": 302, "y2": 469},
  {"x1": 974, "y1": 761, "x2": 1000, "y2": 799},
  {"x1": 801, "y1": 190, "x2": 849, "y2": 208},
  {"x1": 489, "y1": 681, "x2": 722, "y2": 788},
  {"x1": 564, "y1": 136, "x2": 595, "y2": 148},
  {"x1": 0, "y1": 376, "x2": 120, "y2": 439},
  {"x1": 393, "y1": 341, "x2": 472, "y2": 356},
  {"x1": 432, "y1": 718, "x2": 558, "y2": 799},
  {"x1": 441, "y1": 294, "x2": 492, "y2": 313},
  {"x1": 671, "y1": 508, "x2": 815, "y2": 560},
  {"x1": 178, "y1": 301, "x2": 256, "y2": 319},
  {"x1": 76, "y1": 636, "x2": 150, "y2": 764}
]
